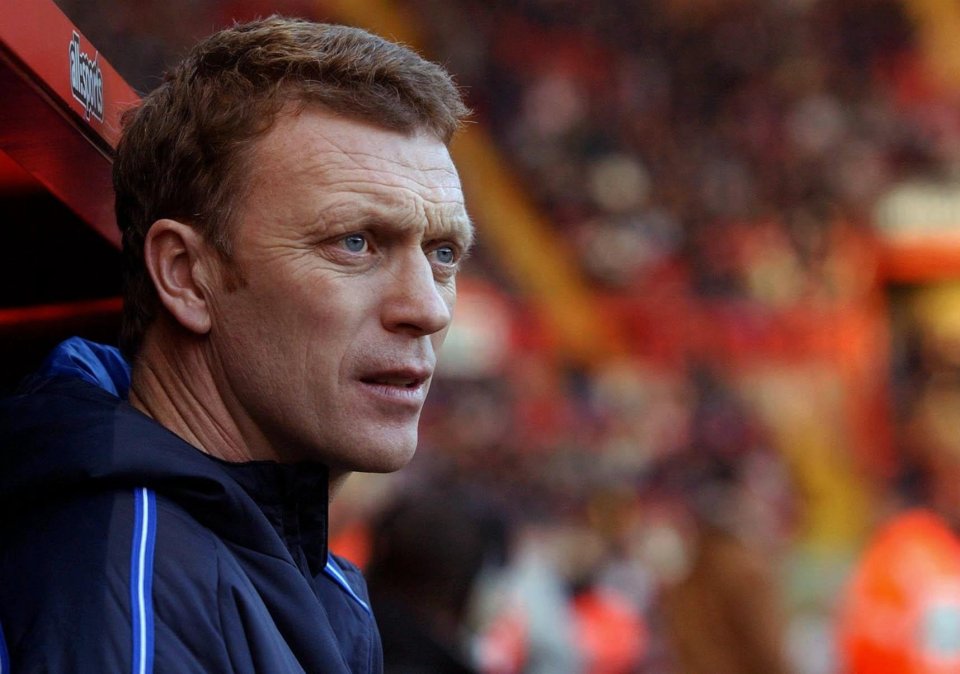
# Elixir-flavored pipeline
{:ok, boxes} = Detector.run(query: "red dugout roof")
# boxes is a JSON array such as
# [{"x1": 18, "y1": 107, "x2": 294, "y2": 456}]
[
  {"x1": 0, "y1": 0, "x2": 139, "y2": 245},
  {"x1": 0, "y1": 0, "x2": 133, "y2": 390}
]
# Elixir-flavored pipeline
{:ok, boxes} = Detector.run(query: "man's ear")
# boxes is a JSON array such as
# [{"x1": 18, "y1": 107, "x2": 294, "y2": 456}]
[{"x1": 143, "y1": 219, "x2": 216, "y2": 335}]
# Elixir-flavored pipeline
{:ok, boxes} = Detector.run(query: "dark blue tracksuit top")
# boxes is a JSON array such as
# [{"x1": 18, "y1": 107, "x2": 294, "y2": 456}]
[{"x1": 0, "y1": 338, "x2": 383, "y2": 673}]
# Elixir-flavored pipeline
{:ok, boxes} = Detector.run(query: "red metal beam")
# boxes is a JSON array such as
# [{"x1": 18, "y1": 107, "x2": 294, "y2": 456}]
[
  {"x1": 0, "y1": 0, "x2": 139, "y2": 246},
  {"x1": 0, "y1": 297, "x2": 122, "y2": 331}
]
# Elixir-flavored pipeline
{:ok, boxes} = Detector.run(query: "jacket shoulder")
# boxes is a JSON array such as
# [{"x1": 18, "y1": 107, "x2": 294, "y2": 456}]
[{"x1": 0, "y1": 486, "x2": 236, "y2": 673}]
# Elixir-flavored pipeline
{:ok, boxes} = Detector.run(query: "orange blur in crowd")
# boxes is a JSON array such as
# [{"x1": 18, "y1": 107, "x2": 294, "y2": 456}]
[{"x1": 838, "y1": 510, "x2": 960, "y2": 674}]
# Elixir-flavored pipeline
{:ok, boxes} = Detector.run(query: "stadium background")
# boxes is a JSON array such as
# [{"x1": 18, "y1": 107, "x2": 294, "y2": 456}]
[{"x1": 4, "y1": 0, "x2": 960, "y2": 671}]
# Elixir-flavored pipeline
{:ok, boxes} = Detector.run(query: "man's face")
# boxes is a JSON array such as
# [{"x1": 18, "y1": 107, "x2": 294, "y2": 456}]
[{"x1": 204, "y1": 108, "x2": 472, "y2": 473}]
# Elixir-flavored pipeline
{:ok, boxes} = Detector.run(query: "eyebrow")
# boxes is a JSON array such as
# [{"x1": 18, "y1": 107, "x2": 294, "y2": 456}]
[
  {"x1": 423, "y1": 203, "x2": 475, "y2": 251},
  {"x1": 456, "y1": 215, "x2": 476, "y2": 251}
]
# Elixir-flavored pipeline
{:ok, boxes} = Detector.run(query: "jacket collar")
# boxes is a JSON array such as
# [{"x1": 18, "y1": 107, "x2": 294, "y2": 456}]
[{"x1": 217, "y1": 459, "x2": 331, "y2": 575}]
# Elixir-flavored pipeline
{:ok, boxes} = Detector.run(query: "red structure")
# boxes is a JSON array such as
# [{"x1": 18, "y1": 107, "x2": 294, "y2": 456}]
[{"x1": 0, "y1": 0, "x2": 137, "y2": 390}]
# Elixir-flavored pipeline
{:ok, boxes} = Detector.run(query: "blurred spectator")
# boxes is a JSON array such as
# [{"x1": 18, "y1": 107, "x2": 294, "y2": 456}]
[
  {"x1": 570, "y1": 574, "x2": 649, "y2": 673},
  {"x1": 634, "y1": 370, "x2": 796, "y2": 674},
  {"x1": 366, "y1": 484, "x2": 510, "y2": 674},
  {"x1": 475, "y1": 526, "x2": 583, "y2": 674},
  {"x1": 842, "y1": 285, "x2": 960, "y2": 672},
  {"x1": 643, "y1": 450, "x2": 795, "y2": 674},
  {"x1": 836, "y1": 509, "x2": 960, "y2": 673}
]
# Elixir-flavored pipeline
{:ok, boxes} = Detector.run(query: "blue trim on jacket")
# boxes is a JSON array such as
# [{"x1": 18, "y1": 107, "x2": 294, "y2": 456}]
[
  {"x1": 130, "y1": 487, "x2": 157, "y2": 674},
  {"x1": 325, "y1": 556, "x2": 372, "y2": 615},
  {"x1": 0, "y1": 619, "x2": 10, "y2": 674}
]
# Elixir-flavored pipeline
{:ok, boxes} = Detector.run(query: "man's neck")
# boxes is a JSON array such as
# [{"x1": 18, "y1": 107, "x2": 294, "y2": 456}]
[
  {"x1": 128, "y1": 325, "x2": 353, "y2": 499},
  {"x1": 129, "y1": 325, "x2": 264, "y2": 463}
]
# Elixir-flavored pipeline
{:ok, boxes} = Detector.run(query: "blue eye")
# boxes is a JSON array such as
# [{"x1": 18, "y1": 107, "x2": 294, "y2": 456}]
[
  {"x1": 343, "y1": 234, "x2": 367, "y2": 253},
  {"x1": 433, "y1": 246, "x2": 456, "y2": 264}
]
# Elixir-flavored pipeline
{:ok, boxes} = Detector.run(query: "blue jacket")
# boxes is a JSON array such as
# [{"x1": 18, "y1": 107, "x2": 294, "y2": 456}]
[{"x1": 0, "y1": 338, "x2": 383, "y2": 673}]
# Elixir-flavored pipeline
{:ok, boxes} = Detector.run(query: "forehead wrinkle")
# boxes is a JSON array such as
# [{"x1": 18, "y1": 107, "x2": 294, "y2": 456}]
[
  {"x1": 315, "y1": 179, "x2": 460, "y2": 212},
  {"x1": 258, "y1": 117, "x2": 460, "y2": 188},
  {"x1": 296, "y1": 129, "x2": 462, "y2": 183},
  {"x1": 271, "y1": 150, "x2": 464, "y2": 220},
  {"x1": 315, "y1": 160, "x2": 464, "y2": 203},
  {"x1": 303, "y1": 153, "x2": 465, "y2": 206},
  {"x1": 310, "y1": 126, "x2": 452, "y2": 167},
  {"x1": 252, "y1": 113, "x2": 471, "y2": 242}
]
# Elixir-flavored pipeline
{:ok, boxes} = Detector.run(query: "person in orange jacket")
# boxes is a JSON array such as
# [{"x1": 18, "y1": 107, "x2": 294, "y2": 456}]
[{"x1": 837, "y1": 509, "x2": 960, "y2": 674}]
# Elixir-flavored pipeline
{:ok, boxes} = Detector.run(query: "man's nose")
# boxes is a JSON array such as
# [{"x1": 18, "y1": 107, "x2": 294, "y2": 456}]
[{"x1": 381, "y1": 251, "x2": 453, "y2": 337}]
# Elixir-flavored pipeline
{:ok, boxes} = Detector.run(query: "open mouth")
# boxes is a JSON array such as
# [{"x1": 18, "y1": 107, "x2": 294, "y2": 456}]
[
  {"x1": 359, "y1": 370, "x2": 429, "y2": 389},
  {"x1": 361, "y1": 376, "x2": 424, "y2": 388}
]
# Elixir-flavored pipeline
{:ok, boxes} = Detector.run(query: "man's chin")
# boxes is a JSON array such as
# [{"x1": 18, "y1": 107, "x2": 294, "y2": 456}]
[
  {"x1": 364, "y1": 447, "x2": 418, "y2": 474},
  {"x1": 338, "y1": 433, "x2": 419, "y2": 474}
]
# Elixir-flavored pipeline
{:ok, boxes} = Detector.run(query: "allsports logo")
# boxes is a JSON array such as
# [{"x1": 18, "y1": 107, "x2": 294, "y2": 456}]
[{"x1": 68, "y1": 31, "x2": 104, "y2": 122}]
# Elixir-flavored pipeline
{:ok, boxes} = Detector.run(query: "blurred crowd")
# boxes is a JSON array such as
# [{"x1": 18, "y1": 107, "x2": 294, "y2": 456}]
[
  {"x1": 59, "y1": 0, "x2": 951, "y2": 307},
  {"x1": 394, "y1": 362, "x2": 798, "y2": 674},
  {"x1": 408, "y1": 0, "x2": 940, "y2": 305},
  {"x1": 388, "y1": 0, "x2": 960, "y2": 672}
]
